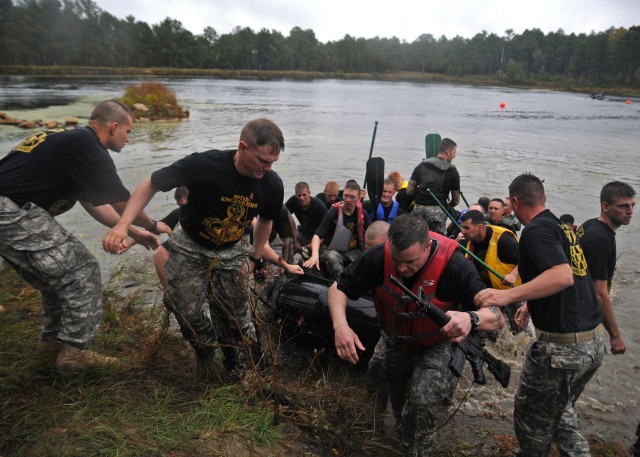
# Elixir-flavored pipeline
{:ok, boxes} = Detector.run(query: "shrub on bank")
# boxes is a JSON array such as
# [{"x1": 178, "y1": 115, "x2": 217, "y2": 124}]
[{"x1": 122, "y1": 81, "x2": 189, "y2": 121}]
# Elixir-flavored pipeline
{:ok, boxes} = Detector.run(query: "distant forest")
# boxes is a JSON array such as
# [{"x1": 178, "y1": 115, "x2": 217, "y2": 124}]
[{"x1": 1, "y1": 0, "x2": 639, "y2": 87}]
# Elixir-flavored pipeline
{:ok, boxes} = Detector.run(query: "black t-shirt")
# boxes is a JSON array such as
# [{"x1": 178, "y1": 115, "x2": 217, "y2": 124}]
[
  {"x1": 409, "y1": 159, "x2": 460, "y2": 206},
  {"x1": 285, "y1": 195, "x2": 328, "y2": 239},
  {"x1": 0, "y1": 126, "x2": 130, "y2": 215},
  {"x1": 577, "y1": 218, "x2": 616, "y2": 286},
  {"x1": 272, "y1": 205, "x2": 293, "y2": 241},
  {"x1": 151, "y1": 149, "x2": 284, "y2": 250},
  {"x1": 518, "y1": 209, "x2": 601, "y2": 332},
  {"x1": 337, "y1": 242, "x2": 486, "y2": 310},
  {"x1": 395, "y1": 188, "x2": 414, "y2": 213},
  {"x1": 160, "y1": 207, "x2": 182, "y2": 230},
  {"x1": 469, "y1": 227, "x2": 519, "y2": 286},
  {"x1": 315, "y1": 205, "x2": 372, "y2": 249}
]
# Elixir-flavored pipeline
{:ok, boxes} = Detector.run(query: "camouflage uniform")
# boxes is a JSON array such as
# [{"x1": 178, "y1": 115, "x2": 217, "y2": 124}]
[
  {"x1": 0, "y1": 197, "x2": 101, "y2": 348},
  {"x1": 384, "y1": 338, "x2": 456, "y2": 456},
  {"x1": 367, "y1": 335, "x2": 389, "y2": 415},
  {"x1": 514, "y1": 332, "x2": 605, "y2": 456},
  {"x1": 411, "y1": 205, "x2": 447, "y2": 235},
  {"x1": 163, "y1": 224, "x2": 257, "y2": 376},
  {"x1": 321, "y1": 247, "x2": 362, "y2": 279}
]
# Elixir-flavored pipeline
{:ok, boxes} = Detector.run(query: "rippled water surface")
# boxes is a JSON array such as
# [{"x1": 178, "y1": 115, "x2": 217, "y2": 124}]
[{"x1": 1, "y1": 77, "x2": 639, "y2": 441}]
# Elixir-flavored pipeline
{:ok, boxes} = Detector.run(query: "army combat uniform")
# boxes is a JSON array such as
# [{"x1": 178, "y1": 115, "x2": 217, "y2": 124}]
[{"x1": 0, "y1": 127, "x2": 131, "y2": 350}]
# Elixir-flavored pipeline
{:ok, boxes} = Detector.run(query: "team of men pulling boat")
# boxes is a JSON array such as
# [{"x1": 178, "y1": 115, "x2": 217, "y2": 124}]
[{"x1": 0, "y1": 100, "x2": 637, "y2": 456}]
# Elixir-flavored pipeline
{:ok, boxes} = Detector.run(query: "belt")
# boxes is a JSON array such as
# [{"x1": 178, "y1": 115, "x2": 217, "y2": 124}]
[{"x1": 535, "y1": 323, "x2": 604, "y2": 344}]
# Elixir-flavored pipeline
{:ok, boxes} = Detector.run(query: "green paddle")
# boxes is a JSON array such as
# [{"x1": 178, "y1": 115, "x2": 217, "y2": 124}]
[
  {"x1": 425, "y1": 133, "x2": 441, "y2": 159},
  {"x1": 425, "y1": 188, "x2": 505, "y2": 281}
]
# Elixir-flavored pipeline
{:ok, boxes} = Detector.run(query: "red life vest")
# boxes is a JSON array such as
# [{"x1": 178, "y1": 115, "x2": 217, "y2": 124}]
[{"x1": 373, "y1": 231, "x2": 458, "y2": 347}]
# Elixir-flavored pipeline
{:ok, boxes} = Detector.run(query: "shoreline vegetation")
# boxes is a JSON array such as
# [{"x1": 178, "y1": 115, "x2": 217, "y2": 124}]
[
  {"x1": 1, "y1": 65, "x2": 640, "y2": 98},
  {"x1": 0, "y1": 257, "x2": 633, "y2": 456}
]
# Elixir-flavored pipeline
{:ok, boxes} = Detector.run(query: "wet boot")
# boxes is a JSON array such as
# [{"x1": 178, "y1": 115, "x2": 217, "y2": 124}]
[
  {"x1": 36, "y1": 338, "x2": 62, "y2": 355},
  {"x1": 56, "y1": 343, "x2": 119, "y2": 373},
  {"x1": 194, "y1": 348, "x2": 228, "y2": 384}
]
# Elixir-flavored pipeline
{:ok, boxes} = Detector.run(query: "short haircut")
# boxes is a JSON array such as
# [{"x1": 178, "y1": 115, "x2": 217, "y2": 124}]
[
  {"x1": 388, "y1": 171, "x2": 403, "y2": 182},
  {"x1": 90, "y1": 100, "x2": 132, "y2": 124},
  {"x1": 324, "y1": 181, "x2": 339, "y2": 192},
  {"x1": 383, "y1": 178, "x2": 395, "y2": 187},
  {"x1": 460, "y1": 209, "x2": 485, "y2": 225},
  {"x1": 490, "y1": 198, "x2": 505, "y2": 207},
  {"x1": 388, "y1": 214, "x2": 430, "y2": 251},
  {"x1": 439, "y1": 138, "x2": 457, "y2": 153},
  {"x1": 240, "y1": 118, "x2": 285, "y2": 154},
  {"x1": 477, "y1": 197, "x2": 490, "y2": 212},
  {"x1": 509, "y1": 173, "x2": 545, "y2": 207},
  {"x1": 365, "y1": 220, "x2": 389, "y2": 244},
  {"x1": 559, "y1": 214, "x2": 575, "y2": 225},
  {"x1": 174, "y1": 186, "x2": 188, "y2": 200},
  {"x1": 600, "y1": 181, "x2": 635, "y2": 204},
  {"x1": 295, "y1": 181, "x2": 310, "y2": 193},
  {"x1": 344, "y1": 179, "x2": 361, "y2": 193}
]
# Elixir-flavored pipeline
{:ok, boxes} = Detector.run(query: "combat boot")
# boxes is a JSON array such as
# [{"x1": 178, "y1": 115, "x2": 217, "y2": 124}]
[
  {"x1": 195, "y1": 352, "x2": 228, "y2": 384},
  {"x1": 56, "y1": 343, "x2": 119, "y2": 373},
  {"x1": 36, "y1": 338, "x2": 62, "y2": 354}
]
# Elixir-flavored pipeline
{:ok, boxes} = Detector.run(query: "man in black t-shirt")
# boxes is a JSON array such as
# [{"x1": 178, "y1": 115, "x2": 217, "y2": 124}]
[
  {"x1": 328, "y1": 214, "x2": 504, "y2": 455},
  {"x1": 577, "y1": 181, "x2": 635, "y2": 355},
  {"x1": 284, "y1": 181, "x2": 327, "y2": 251},
  {"x1": 0, "y1": 100, "x2": 166, "y2": 373},
  {"x1": 316, "y1": 180, "x2": 342, "y2": 209},
  {"x1": 303, "y1": 180, "x2": 371, "y2": 279},
  {"x1": 104, "y1": 118, "x2": 301, "y2": 381},
  {"x1": 475, "y1": 173, "x2": 604, "y2": 456},
  {"x1": 406, "y1": 138, "x2": 460, "y2": 234}
]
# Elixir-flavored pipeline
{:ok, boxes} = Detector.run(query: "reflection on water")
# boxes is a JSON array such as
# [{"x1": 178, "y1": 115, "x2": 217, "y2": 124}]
[{"x1": 1, "y1": 76, "x2": 639, "y2": 441}]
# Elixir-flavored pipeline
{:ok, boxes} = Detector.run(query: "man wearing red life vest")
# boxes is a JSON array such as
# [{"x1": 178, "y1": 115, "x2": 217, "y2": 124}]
[{"x1": 328, "y1": 214, "x2": 505, "y2": 456}]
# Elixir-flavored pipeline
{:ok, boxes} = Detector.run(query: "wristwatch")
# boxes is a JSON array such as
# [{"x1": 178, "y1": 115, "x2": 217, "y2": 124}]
[{"x1": 467, "y1": 311, "x2": 480, "y2": 330}]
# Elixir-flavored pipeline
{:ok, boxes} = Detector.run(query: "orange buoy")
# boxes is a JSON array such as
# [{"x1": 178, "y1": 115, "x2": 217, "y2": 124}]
[
  {"x1": 500, "y1": 102, "x2": 506, "y2": 109},
  {"x1": 626, "y1": 99, "x2": 631, "y2": 105}
]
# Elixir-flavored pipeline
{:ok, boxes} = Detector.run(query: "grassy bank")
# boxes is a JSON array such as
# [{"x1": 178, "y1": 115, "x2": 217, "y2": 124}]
[
  {"x1": 1, "y1": 65, "x2": 639, "y2": 97},
  {"x1": 0, "y1": 260, "x2": 633, "y2": 456}
]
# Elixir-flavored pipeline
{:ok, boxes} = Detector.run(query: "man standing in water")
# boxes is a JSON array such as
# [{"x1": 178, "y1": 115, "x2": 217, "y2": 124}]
[
  {"x1": 406, "y1": 138, "x2": 460, "y2": 235},
  {"x1": 0, "y1": 100, "x2": 165, "y2": 373},
  {"x1": 103, "y1": 118, "x2": 287, "y2": 382},
  {"x1": 329, "y1": 214, "x2": 504, "y2": 456},
  {"x1": 576, "y1": 181, "x2": 636, "y2": 454},
  {"x1": 475, "y1": 173, "x2": 604, "y2": 456}
]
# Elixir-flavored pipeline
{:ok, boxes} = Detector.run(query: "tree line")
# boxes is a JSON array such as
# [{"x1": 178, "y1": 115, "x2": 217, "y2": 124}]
[{"x1": 1, "y1": 0, "x2": 639, "y2": 86}]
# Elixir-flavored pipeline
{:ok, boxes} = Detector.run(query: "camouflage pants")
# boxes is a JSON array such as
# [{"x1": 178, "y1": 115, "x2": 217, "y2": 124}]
[
  {"x1": 0, "y1": 197, "x2": 101, "y2": 349},
  {"x1": 514, "y1": 332, "x2": 605, "y2": 456},
  {"x1": 412, "y1": 205, "x2": 448, "y2": 235},
  {"x1": 321, "y1": 247, "x2": 362, "y2": 280},
  {"x1": 163, "y1": 225, "x2": 257, "y2": 372},
  {"x1": 368, "y1": 335, "x2": 389, "y2": 414},
  {"x1": 384, "y1": 339, "x2": 456, "y2": 457}
]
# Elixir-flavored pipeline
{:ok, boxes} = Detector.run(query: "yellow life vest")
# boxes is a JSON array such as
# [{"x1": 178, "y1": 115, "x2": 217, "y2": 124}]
[{"x1": 466, "y1": 225, "x2": 521, "y2": 290}]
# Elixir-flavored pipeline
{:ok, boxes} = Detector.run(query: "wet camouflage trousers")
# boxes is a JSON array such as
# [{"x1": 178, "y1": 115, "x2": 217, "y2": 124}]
[
  {"x1": 367, "y1": 335, "x2": 389, "y2": 414},
  {"x1": 321, "y1": 247, "x2": 363, "y2": 280},
  {"x1": 163, "y1": 225, "x2": 257, "y2": 373},
  {"x1": 384, "y1": 339, "x2": 457, "y2": 457},
  {"x1": 412, "y1": 205, "x2": 448, "y2": 235},
  {"x1": 514, "y1": 332, "x2": 605, "y2": 456},
  {"x1": 0, "y1": 197, "x2": 101, "y2": 349}
]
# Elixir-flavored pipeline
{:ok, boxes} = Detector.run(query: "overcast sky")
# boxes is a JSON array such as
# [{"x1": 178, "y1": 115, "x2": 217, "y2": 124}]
[{"x1": 91, "y1": 0, "x2": 639, "y2": 43}]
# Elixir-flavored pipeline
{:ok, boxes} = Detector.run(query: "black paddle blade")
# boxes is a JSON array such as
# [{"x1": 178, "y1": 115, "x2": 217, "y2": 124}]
[{"x1": 365, "y1": 157, "x2": 385, "y2": 220}]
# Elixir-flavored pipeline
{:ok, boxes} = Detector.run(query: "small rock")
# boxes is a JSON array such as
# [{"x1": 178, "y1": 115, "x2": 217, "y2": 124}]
[
  {"x1": 133, "y1": 103, "x2": 149, "y2": 112},
  {"x1": 45, "y1": 120, "x2": 59, "y2": 129},
  {"x1": 0, "y1": 305, "x2": 5, "y2": 314},
  {"x1": 18, "y1": 120, "x2": 37, "y2": 129},
  {"x1": 64, "y1": 116, "x2": 79, "y2": 125}
]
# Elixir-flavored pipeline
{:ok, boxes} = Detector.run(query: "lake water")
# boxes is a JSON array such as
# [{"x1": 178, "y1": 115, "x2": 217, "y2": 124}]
[{"x1": 1, "y1": 76, "x2": 639, "y2": 443}]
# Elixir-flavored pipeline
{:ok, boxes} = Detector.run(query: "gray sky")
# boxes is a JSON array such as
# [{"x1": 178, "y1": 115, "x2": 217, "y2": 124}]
[{"x1": 92, "y1": 0, "x2": 640, "y2": 42}]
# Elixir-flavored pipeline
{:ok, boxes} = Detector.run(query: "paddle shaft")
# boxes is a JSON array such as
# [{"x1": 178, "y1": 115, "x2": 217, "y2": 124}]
[
  {"x1": 459, "y1": 191, "x2": 471, "y2": 207},
  {"x1": 363, "y1": 121, "x2": 379, "y2": 189},
  {"x1": 425, "y1": 188, "x2": 505, "y2": 281}
]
